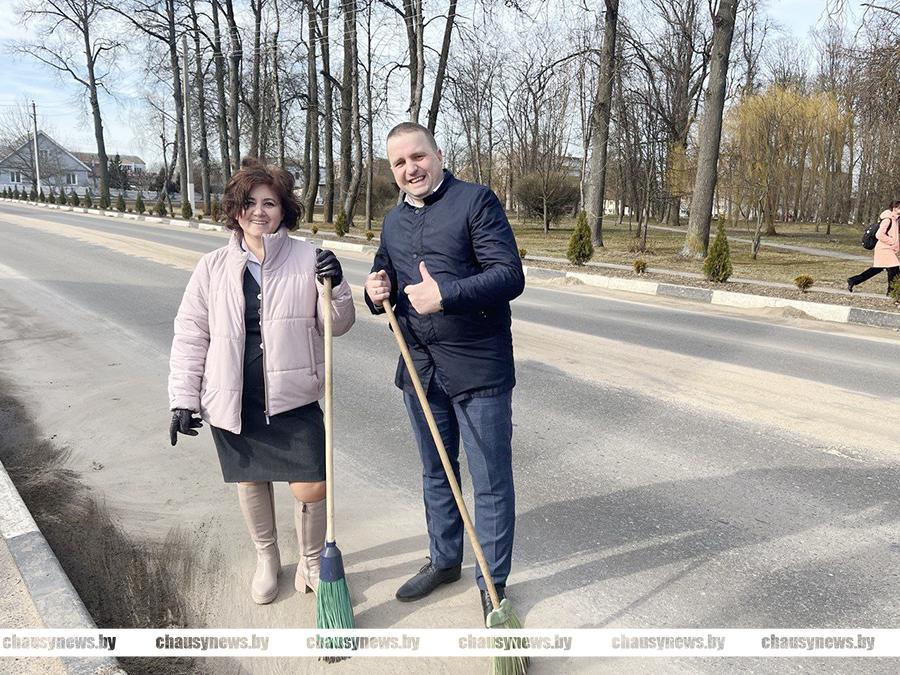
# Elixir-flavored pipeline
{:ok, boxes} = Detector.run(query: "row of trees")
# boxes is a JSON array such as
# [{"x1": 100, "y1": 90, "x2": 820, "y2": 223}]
[{"x1": 11, "y1": 0, "x2": 900, "y2": 253}]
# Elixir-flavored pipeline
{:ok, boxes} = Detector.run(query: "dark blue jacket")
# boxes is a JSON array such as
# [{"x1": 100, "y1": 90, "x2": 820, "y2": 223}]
[{"x1": 366, "y1": 171, "x2": 525, "y2": 401}]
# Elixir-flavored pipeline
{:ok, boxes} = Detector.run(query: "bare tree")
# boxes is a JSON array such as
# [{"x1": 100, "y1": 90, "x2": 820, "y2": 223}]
[
  {"x1": 101, "y1": 0, "x2": 191, "y2": 210},
  {"x1": 188, "y1": 0, "x2": 211, "y2": 212},
  {"x1": 585, "y1": 0, "x2": 619, "y2": 247},
  {"x1": 222, "y1": 0, "x2": 242, "y2": 172},
  {"x1": 682, "y1": 0, "x2": 739, "y2": 258},
  {"x1": 303, "y1": 0, "x2": 320, "y2": 222},
  {"x1": 17, "y1": 0, "x2": 119, "y2": 206},
  {"x1": 426, "y1": 0, "x2": 458, "y2": 133},
  {"x1": 211, "y1": 0, "x2": 232, "y2": 183},
  {"x1": 321, "y1": 0, "x2": 335, "y2": 222}
]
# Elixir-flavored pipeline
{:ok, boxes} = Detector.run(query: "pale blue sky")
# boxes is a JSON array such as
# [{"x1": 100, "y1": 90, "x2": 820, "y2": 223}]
[{"x1": 0, "y1": 1, "x2": 842, "y2": 168}]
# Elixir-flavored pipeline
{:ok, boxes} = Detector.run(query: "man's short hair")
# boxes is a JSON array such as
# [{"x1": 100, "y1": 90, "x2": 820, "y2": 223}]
[{"x1": 386, "y1": 122, "x2": 439, "y2": 152}]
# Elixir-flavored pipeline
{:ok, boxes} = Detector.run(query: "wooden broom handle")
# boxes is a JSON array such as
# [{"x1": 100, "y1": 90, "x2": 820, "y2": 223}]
[
  {"x1": 324, "y1": 278, "x2": 335, "y2": 543},
  {"x1": 382, "y1": 302, "x2": 502, "y2": 611}
]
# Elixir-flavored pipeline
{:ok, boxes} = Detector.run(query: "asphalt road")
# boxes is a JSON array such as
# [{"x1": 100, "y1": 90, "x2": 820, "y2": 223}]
[{"x1": 1, "y1": 202, "x2": 899, "y2": 674}]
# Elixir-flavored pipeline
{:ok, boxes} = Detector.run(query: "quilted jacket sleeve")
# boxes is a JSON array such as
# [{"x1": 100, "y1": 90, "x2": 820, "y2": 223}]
[{"x1": 168, "y1": 256, "x2": 212, "y2": 411}]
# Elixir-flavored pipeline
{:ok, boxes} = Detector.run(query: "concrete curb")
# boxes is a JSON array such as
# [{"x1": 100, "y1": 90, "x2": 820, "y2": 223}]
[
  {"x1": 0, "y1": 461, "x2": 125, "y2": 674},
  {"x1": 527, "y1": 266, "x2": 900, "y2": 330},
  {"x1": 4, "y1": 197, "x2": 898, "y2": 330}
]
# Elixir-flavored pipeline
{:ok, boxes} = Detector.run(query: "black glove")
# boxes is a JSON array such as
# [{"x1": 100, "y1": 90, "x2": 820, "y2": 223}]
[
  {"x1": 315, "y1": 248, "x2": 343, "y2": 286},
  {"x1": 169, "y1": 409, "x2": 203, "y2": 446}
]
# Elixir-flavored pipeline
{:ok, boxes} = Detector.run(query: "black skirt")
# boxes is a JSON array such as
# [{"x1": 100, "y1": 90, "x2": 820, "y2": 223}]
[{"x1": 210, "y1": 270, "x2": 326, "y2": 483}]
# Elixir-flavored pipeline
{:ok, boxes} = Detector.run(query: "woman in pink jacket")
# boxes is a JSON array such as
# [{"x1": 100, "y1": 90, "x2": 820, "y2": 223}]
[
  {"x1": 168, "y1": 158, "x2": 355, "y2": 605},
  {"x1": 848, "y1": 200, "x2": 900, "y2": 295}
]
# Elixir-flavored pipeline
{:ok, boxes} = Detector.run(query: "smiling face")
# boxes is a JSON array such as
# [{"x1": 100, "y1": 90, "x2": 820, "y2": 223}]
[
  {"x1": 386, "y1": 130, "x2": 444, "y2": 203},
  {"x1": 236, "y1": 183, "x2": 283, "y2": 240}
]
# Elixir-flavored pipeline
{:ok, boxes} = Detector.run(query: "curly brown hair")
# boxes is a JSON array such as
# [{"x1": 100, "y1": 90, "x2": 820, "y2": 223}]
[{"x1": 221, "y1": 157, "x2": 304, "y2": 231}]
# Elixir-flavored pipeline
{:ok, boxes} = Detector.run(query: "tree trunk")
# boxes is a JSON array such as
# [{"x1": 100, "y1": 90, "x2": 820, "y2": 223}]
[
  {"x1": 365, "y1": 1, "x2": 374, "y2": 229},
  {"x1": 248, "y1": 0, "x2": 263, "y2": 157},
  {"x1": 542, "y1": 197, "x2": 548, "y2": 234},
  {"x1": 321, "y1": 0, "x2": 335, "y2": 222},
  {"x1": 165, "y1": 0, "x2": 188, "y2": 209},
  {"x1": 304, "y1": 0, "x2": 319, "y2": 222},
  {"x1": 211, "y1": 0, "x2": 231, "y2": 184},
  {"x1": 339, "y1": 0, "x2": 354, "y2": 221},
  {"x1": 343, "y1": 1, "x2": 363, "y2": 223},
  {"x1": 681, "y1": 0, "x2": 738, "y2": 258},
  {"x1": 426, "y1": 0, "x2": 457, "y2": 133},
  {"x1": 585, "y1": 0, "x2": 618, "y2": 248},
  {"x1": 82, "y1": 16, "x2": 110, "y2": 206},
  {"x1": 224, "y1": 0, "x2": 242, "y2": 172},
  {"x1": 272, "y1": 0, "x2": 285, "y2": 168},
  {"x1": 190, "y1": 0, "x2": 211, "y2": 213},
  {"x1": 403, "y1": 0, "x2": 424, "y2": 122}
]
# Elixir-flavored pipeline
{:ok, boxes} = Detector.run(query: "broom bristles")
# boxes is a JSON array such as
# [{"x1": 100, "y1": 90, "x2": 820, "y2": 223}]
[
  {"x1": 486, "y1": 598, "x2": 529, "y2": 675},
  {"x1": 316, "y1": 578, "x2": 355, "y2": 629},
  {"x1": 315, "y1": 541, "x2": 355, "y2": 628}
]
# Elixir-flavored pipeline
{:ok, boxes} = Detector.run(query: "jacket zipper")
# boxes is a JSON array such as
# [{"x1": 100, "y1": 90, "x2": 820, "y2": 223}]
[
  {"x1": 238, "y1": 259, "x2": 247, "y2": 423},
  {"x1": 259, "y1": 239, "x2": 271, "y2": 425}
]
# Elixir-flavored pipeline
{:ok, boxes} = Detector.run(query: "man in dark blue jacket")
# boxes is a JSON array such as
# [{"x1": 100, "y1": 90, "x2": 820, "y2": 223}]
[{"x1": 364, "y1": 122, "x2": 525, "y2": 618}]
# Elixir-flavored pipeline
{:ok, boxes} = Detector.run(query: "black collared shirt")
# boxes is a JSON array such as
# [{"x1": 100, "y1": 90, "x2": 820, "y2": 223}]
[{"x1": 366, "y1": 171, "x2": 525, "y2": 401}]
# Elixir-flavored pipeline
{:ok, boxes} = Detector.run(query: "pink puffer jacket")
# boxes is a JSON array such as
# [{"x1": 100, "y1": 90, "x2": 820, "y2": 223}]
[
  {"x1": 168, "y1": 227, "x2": 355, "y2": 433},
  {"x1": 873, "y1": 210, "x2": 900, "y2": 269}
]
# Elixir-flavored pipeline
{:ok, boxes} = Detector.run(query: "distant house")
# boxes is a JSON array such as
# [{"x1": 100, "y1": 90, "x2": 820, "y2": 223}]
[
  {"x1": 0, "y1": 131, "x2": 92, "y2": 192},
  {"x1": 72, "y1": 151, "x2": 146, "y2": 178}
]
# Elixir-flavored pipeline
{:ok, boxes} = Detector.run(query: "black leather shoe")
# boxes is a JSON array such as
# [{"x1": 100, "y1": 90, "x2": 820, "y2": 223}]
[
  {"x1": 480, "y1": 585, "x2": 506, "y2": 621},
  {"x1": 847, "y1": 279, "x2": 854, "y2": 293},
  {"x1": 396, "y1": 559, "x2": 461, "y2": 602}
]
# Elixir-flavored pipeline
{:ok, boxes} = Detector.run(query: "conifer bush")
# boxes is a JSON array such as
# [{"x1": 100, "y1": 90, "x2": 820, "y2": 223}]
[
  {"x1": 633, "y1": 259, "x2": 648, "y2": 275},
  {"x1": 210, "y1": 196, "x2": 221, "y2": 222},
  {"x1": 82, "y1": 190, "x2": 93, "y2": 208},
  {"x1": 29, "y1": 186, "x2": 37, "y2": 201},
  {"x1": 181, "y1": 201, "x2": 193, "y2": 220},
  {"x1": 794, "y1": 274, "x2": 814, "y2": 293},
  {"x1": 567, "y1": 211, "x2": 594, "y2": 266},
  {"x1": 154, "y1": 198, "x2": 168, "y2": 217},
  {"x1": 334, "y1": 210, "x2": 347, "y2": 237},
  {"x1": 68, "y1": 190, "x2": 80, "y2": 206},
  {"x1": 135, "y1": 192, "x2": 145, "y2": 214},
  {"x1": 116, "y1": 193, "x2": 126, "y2": 212},
  {"x1": 703, "y1": 220, "x2": 732, "y2": 283},
  {"x1": 39, "y1": 189, "x2": 46, "y2": 203}
]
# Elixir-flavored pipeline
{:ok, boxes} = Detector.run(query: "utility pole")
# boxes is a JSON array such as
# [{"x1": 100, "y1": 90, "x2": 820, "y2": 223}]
[
  {"x1": 31, "y1": 101, "x2": 41, "y2": 193},
  {"x1": 182, "y1": 34, "x2": 195, "y2": 214}
]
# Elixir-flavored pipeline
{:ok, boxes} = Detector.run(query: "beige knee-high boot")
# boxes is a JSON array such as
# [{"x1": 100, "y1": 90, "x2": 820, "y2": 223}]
[
  {"x1": 237, "y1": 482, "x2": 281, "y2": 604},
  {"x1": 294, "y1": 499, "x2": 327, "y2": 594}
]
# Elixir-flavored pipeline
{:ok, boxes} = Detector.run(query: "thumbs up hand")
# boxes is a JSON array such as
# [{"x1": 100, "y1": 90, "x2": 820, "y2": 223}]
[{"x1": 404, "y1": 261, "x2": 443, "y2": 315}]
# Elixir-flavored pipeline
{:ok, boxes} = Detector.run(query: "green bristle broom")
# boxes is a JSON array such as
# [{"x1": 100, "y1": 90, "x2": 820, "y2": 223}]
[{"x1": 315, "y1": 278, "x2": 355, "y2": 653}]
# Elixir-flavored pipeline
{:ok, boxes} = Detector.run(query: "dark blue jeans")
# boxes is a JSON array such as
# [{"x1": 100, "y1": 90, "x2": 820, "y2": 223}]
[{"x1": 403, "y1": 387, "x2": 515, "y2": 590}]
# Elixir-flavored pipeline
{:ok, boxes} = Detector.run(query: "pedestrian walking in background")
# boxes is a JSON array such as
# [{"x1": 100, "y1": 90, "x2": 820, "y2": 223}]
[
  {"x1": 848, "y1": 200, "x2": 900, "y2": 295},
  {"x1": 168, "y1": 157, "x2": 354, "y2": 605},
  {"x1": 364, "y1": 122, "x2": 525, "y2": 621}
]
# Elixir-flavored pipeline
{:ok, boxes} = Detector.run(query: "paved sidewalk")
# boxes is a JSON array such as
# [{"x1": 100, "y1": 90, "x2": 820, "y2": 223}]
[
  {"x1": 0, "y1": 535, "x2": 65, "y2": 675},
  {"x1": 0, "y1": 462, "x2": 124, "y2": 675}
]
